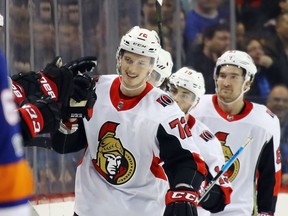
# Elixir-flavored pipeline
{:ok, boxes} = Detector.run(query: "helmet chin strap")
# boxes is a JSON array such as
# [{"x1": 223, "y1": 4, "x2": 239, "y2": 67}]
[
  {"x1": 215, "y1": 80, "x2": 250, "y2": 105},
  {"x1": 186, "y1": 99, "x2": 199, "y2": 114}
]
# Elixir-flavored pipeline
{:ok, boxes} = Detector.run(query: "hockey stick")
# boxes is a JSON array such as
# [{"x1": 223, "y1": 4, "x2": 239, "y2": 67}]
[
  {"x1": 155, "y1": 0, "x2": 163, "y2": 47},
  {"x1": 197, "y1": 136, "x2": 254, "y2": 204}
]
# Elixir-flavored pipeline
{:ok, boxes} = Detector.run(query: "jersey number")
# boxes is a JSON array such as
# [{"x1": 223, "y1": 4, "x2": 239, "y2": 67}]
[{"x1": 169, "y1": 117, "x2": 192, "y2": 139}]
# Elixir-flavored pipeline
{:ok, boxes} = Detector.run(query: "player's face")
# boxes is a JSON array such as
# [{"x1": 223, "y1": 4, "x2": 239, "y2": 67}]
[
  {"x1": 267, "y1": 86, "x2": 288, "y2": 119},
  {"x1": 119, "y1": 51, "x2": 153, "y2": 91},
  {"x1": 169, "y1": 85, "x2": 195, "y2": 114},
  {"x1": 215, "y1": 65, "x2": 245, "y2": 103}
]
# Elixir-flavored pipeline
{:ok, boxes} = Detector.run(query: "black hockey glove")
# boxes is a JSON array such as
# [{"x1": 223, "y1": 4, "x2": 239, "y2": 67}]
[
  {"x1": 64, "y1": 56, "x2": 97, "y2": 76},
  {"x1": 18, "y1": 96, "x2": 61, "y2": 140},
  {"x1": 62, "y1": 73, "x2": 96, "y2": 120},
  {"x1": 257, "y1": 212, "x2": 274, "y2": 216},
  {"x1": 11, "y1": 71, "x2": 43, "y2": 105},
  {"x1": 41, "y1": 56, "x2": 74, "y2": 107},
  {"x1": 164, "y1": 187, "x2": 198, "y2": 216}
]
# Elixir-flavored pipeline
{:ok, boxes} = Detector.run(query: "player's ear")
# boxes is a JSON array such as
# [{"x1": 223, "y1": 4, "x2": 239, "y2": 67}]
[{"x1": 244, "y1": 80, "x2": 252, "y2": 91}]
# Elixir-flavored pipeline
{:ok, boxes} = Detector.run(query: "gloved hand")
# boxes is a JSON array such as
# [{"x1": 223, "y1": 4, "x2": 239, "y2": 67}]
[
  {"x1": 11, "y1": 71, "x2": 43, "y2": 105},
  {"x1": 62, "y1": 73, "x2": 96, "y2": 120},
  {"x1": 41, "y1": 56, "x2": 74, "y2": 107},
  {"x1": 64, "y1": 56, "x2": 97, "y2": 75},
  {"x1": 18, "y1": 96, "x2": 61, "y2": 139},
  {"x1": 164, "y1": 188, "x2": 198, "y2": 216}
]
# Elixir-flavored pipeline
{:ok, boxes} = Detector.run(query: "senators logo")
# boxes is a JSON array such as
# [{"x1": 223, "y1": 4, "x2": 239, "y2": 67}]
[
  {"x1": 92, "y1": 121, "x2": 136, "y2": 185},
  {"x1": 215, "y1": 132, "x2": 240, "y2": 182},
  {"x1": 199, "y1": 130, "x2": 214, "y2": 142},
  {"x1": 156, "y1": 94, "x2": 174, "y2": 107}
]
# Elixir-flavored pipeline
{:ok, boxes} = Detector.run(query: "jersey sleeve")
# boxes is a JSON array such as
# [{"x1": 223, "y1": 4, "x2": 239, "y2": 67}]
[
  {"x1": 256, "y1": 116, "x2": 281, "y2": 214},
  {"x1": 0, "y1": 51, "x2": 34, "y2": 213},
  {"x1": 157, "y1": 113, "x2": 208, "y2": 190}
]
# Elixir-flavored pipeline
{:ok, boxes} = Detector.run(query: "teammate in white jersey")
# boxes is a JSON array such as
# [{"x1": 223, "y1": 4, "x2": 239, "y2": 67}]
[
  {"x1": 190, "y1": 50, "x2": 282, "y2": 216},
  {"x1": 148, "y1": 48, "x2": 173, "y2": 88},
  {"x1": 168, "y1": 67, "x2": 232, "y2": 215},
  {"x1": 51, "y1": 26, "x2": 208, "y2": 216}
]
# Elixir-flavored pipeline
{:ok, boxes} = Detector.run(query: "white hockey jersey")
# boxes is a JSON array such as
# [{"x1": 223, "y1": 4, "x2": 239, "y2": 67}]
[
  {"x1": 187, "y1": 115, "x2": 232, "y2": 216},
  {"x1": 190, "y1": 95, "x2": 282, "y2": 216},
  {"x1": 73, "y1": 75, "x2": 207, "y2": 216}
]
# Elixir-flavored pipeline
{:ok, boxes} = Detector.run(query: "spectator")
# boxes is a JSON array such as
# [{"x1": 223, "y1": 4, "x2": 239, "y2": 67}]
[
  {"x1": 184, "y1": 0, "x2": 228, "y2": 48},
  {"x1": 244, "y1": 36, "x2": 283, "y2": 101},
  {"x1": 141, "y1": 0, "x2": 158, "y2": 32},
  {"x1": 267, "y1": 84, "x2": 288, "y2": 186},
  {"x1": 263, "y1": 12, "x2": 288, "y2": 85},
  {"x1": 236, "y1": 0, "x2": 282, "y2": 33},
  {"x1": 235, "y1": 21, "x2": 246, "y2": 50},
  {"x1": 186, "y1": 23, "x2": 231, "y2": 94}
]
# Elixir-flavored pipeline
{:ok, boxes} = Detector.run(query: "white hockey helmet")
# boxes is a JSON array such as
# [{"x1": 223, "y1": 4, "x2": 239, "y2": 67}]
[
  {"x1": 117, "y1": 26, "x2": 161, "y2": 60},
  {"x1": 169, "y1": 67, "x2": 205, "y2": 103},
  {"x1": 214, "y1": 50, "x2": 257, "y2": 82},
  {"x1": 151, "y1": 48, "x2": 173, "y2": 87}
]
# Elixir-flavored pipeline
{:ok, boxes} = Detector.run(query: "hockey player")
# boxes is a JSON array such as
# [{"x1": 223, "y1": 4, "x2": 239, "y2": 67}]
[
  {"x1": 0, "y1": 50, "x2": 34, "y2": 216},
  {"x1": 168, "y1": 67, "x2": 232, "y2": 215},
  {"x1": 190, "y1": 50, "x2": 281, "y2": 215},
  {"x1": 148, "y1": 47, "x2": 173, "y2": 88},
  {"x1": 51, "y1": 26, "x2": 208, "y2": 216}
]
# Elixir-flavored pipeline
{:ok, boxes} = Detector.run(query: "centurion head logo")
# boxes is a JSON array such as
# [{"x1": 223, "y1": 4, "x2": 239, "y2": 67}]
[
  {"x1": 215, "y1": 131, "x2": 240, "y2": 182},
  {"x1": 92, "y1": 121, "x2": 136, "y2": 185}
]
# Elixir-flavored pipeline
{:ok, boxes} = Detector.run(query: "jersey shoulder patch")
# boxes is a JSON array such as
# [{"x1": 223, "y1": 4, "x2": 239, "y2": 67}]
[{"x1": 156, "y1": 94, "x2": 174, "y2": 107}]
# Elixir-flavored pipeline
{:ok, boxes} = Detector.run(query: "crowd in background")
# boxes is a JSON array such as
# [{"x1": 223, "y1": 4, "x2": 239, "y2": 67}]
[{"x1": 1, "y1": 0, "x2": 288, "y2": 200}]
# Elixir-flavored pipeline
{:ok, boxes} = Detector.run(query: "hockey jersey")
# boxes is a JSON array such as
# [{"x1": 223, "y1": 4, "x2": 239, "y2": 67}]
[
  {"x1": 190, "y1": 94, "x2": 281, "y2": 215},
  {"x1": 73, "y1": 75, "x2": 207, "y2": 216},
  {"x1": 187, "y1": 115, "x2": 232, "y2": 216},
  {"x1": 0, "y1": 51, "x2": 33, "y2": 215}
]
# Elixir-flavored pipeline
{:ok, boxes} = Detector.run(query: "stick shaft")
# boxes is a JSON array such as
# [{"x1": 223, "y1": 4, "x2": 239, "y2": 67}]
[
  {"x1": 155, "y1": 0, "x2": 163, "y2": 47},
  {"x1": 197, "y1": 136, "x2": 253, "y2": 203}
]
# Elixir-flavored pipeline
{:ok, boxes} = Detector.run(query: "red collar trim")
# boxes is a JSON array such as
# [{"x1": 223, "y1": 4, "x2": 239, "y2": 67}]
[
  {"x1": 110, "y1": 77, "x2": 153, "y2": 111},
  {"x1": 212, "y1": 95, "x2": 253, "y2": 122}
]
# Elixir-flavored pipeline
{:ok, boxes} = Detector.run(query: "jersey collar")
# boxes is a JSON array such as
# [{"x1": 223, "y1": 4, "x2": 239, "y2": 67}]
[
  {"x1": 110, "y1": 77, "x2": 153, "y2": 111},
  {"x1": 212, "y1": 95, "x2": 253, "y2": 122}
]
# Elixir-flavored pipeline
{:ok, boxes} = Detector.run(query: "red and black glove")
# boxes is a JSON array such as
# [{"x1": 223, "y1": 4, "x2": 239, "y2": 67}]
[
  {"x1": 62, "y1": 73, "x2": 97, "y2": 120},
  {"x1": 18, "y1": 96, "x2": 61, "y2": 141},
  {"x1": 40, "y1": 56, "x2": 74, "y2": 107},
  {"x1": 164, "y1": 187, "x2": 199, "y2": 216},
  {"x1": 11, "y1": 71, "x2": 43, "y2": 105}
]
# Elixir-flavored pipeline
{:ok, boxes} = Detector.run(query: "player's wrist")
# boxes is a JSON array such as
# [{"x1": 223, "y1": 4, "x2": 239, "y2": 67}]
[
  {"x1": 257, "y1": 212, "x2": 274, "y2": 216},
  {"x1": 165, "y1": 187, "x2": 199, "y2": 206}
]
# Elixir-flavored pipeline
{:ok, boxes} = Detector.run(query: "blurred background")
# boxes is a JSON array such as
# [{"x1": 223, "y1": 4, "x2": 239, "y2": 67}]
[{"x1": 0, "y1": 0, "x2": 287, "y2": 208}]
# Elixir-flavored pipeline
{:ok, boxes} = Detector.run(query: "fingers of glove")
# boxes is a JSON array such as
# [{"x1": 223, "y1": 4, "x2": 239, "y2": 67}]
[
  {"x1": 72, "y1": 75, "x2": 95, "y2": 102},
  {"x1": 11, "y1": 72, "x2": 43, "y2": 104},
  {"x1": 33, "y1": 97, "x2": 61, "y2": 133},
  {"x1": 72, "y1": 86, "x2": 89, "y2": 102},
  {"x1": 74, "y1": 75, "x2": 92, "y2": 89},
  {"x1": 44, "y1": 56, "x2": 62, "y2": 71},
  {"x1": 65, "y1": 56, "x2": 97, "y2": 75},
  {"x1": 164, "y1": 202, "x2": 198, "y2": 216}
]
